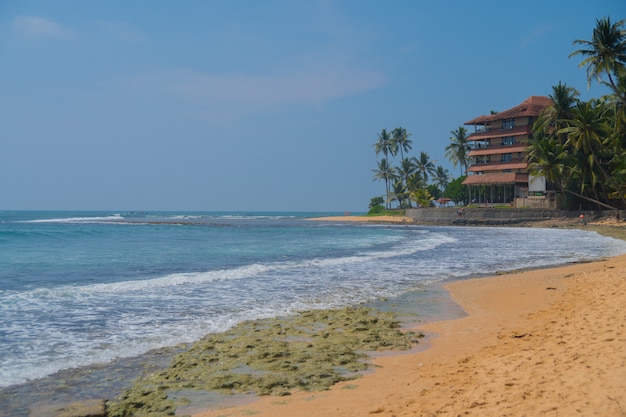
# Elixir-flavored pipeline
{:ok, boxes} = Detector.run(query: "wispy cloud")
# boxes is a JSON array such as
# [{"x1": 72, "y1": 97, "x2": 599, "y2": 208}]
[
  {"x1": 94, "y1": 20, "x2": 145, "y2": 43},
  {"x1": 142, "y1": 66, "x2": 387, "y2": 108},
  {"x1": 14, "y1": 16, "x2": 72, "y2": 39},
  {"x1": 520, "y1": 25, "x2": 551, "y2": 47}
]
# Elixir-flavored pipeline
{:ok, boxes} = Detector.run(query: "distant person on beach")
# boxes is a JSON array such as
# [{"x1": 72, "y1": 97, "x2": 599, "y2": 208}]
[
  {"x1": 457, "y1": 207, "x2": 465, "y2": 217},
  {"x1": 579, "y1": 213, "x2": 586, "y2": 226}
]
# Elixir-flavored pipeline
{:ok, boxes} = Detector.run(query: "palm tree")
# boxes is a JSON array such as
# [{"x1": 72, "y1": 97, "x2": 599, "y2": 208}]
[
  {"x1": 445, "y1": 126, "x2": 470, "y2": 176},
  {"x1": 410, "y1": 188, "x2": 434, "y2": 208},
  {"x1": 570, "y1": 17, "x2": 626, "y2": 104},
  {"x1": 560, "y1": 99, "x2": 624, "y2": 208},
  {"x1": 533, "y1": 82, "x2": 579, "y2": 137},
  {"x1": 372, "y1": 158, "x2": 397, "y2": 209},
  {"x1": 397, "y1": 157, "x2": 417, "y2": 207},
  {"x1": 561, "y1": 100, "x2": 611, "y2": 162},
  {"x1": 414, "y1": 152, "x2": 436, "y2": 183},
  {"x1": 433, "y1": 165, "x2": 450, "y2": 194},
  {"x1": 373, "y1": 129, "x2": 397, "y2": 161},
  {"x1": 526, "y1": 137, "x2": 574, "y2": 192},
  {"x1": 391, "y1": 127, "x2": 413, "y2": 161},
  {"x1": 406, "y1": 172, "x2": 425, "y2": 200},
  {"x1": 391, "y1": 179, "x2": 409, "y2": 208}
]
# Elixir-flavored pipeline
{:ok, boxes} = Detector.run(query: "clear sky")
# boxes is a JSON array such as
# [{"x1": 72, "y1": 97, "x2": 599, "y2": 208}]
[{"x1": 1, "y1": 1, "x2": 623, "y2": 212}]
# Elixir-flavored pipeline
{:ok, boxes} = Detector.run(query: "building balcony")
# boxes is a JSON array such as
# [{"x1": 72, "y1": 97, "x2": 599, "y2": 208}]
[
  {"x1": 467, "y1": 125, "x2": 530, "y2": 141},
  {"x1": 467, "y1": 159, "x2": 527, "y2": 172},
  {"x1": 468, "y1": 144, "x2": 527, "y2": 156}
]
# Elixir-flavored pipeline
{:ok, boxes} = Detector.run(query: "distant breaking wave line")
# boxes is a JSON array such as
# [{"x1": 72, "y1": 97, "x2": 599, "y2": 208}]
[
  {"x1": 9, "y1": 230, "x2": 456, "y2": 299},
  {"x1": 20, "y1": 215, "x2": 124, "y2": 224}
]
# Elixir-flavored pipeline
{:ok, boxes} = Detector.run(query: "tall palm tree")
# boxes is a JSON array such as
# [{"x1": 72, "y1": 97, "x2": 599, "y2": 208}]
[
  {"x1": 373, "y1": 129, "x2": 397, "y2": 161},
  {"x1": 391, "y1": 127, "x2": 413, "y2": 161},
  {"x1": 414, "y1": 151, "x2": 436, "y2": 183},
  {"x1": 433, "y1": 165, "x2": 450, "y2": 194},
  {"x1": 397, "y1": 157, "x2": 417, "y2": 207},
  {"x1": 445, "y1": 126, "x2": 470, "y2": 176},
  {"x1": 372, "y1": 158, "x2": 397, "y2": 209},
  {"x1": 570, "y1": 17, "x2": 626, "y2": 104}
]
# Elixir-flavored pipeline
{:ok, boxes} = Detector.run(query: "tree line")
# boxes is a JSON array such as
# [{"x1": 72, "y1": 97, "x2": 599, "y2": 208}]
[{"x1": 372, "y1": 127, "x2": 451, "y2": 210}]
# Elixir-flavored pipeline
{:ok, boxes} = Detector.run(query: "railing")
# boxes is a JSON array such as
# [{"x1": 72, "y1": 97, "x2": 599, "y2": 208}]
[{"x1": 470, "y1": 157, "x2": 526, "y2": 166}]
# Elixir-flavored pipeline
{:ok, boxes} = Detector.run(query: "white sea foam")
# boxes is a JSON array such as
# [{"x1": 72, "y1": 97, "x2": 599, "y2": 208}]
[{"x1": 21, "y1": 214, "x2": 124, "y2": 224}]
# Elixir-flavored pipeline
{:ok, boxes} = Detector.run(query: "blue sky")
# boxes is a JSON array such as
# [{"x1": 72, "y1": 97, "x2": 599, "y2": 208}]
[{"x1": 1, "y1": 1, "x2": 623, "y2": 211}]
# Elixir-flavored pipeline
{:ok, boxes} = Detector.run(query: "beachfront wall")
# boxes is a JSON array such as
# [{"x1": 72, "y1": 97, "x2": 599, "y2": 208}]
[
  {"x1": 405, "y1": 208, "x2": 614, "y2": 225},
  {"x1": 462, "y1": 96, "x2": 557, "y2": 209}
]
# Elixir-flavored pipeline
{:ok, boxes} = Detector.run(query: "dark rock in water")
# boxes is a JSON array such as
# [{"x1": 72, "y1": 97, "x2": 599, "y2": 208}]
[{"x1": 28, "y1": 399, "x2": 105, "y2": 417}]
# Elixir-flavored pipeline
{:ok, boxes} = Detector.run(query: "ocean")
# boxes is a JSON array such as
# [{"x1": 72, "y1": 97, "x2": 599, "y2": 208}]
[{"x1": 1, "y1": 211, "x2": 625, "y2": 403}]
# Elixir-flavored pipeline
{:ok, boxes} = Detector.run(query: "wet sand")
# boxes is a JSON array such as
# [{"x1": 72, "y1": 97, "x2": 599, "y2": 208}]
[{"x1": 193, "y1": 251, "x2": 626, "y2": 416}]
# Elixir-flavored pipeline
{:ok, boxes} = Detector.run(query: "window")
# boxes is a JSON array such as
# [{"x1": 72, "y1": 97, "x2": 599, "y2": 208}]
[
  {"x1": 501, "y1": 136, "x2": 515, "y2": 145},
  {"x1": 501, "y1": 153, "x2": 512, "y2": 162},
  {"x1": 501, "y1": 119, "x2": 515, "y2": 129}
]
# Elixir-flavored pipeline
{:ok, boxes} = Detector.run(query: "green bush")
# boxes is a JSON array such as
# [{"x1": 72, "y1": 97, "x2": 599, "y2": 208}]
[{"x1": 367, "y1": 205, "x2": 385, "y2": 215}]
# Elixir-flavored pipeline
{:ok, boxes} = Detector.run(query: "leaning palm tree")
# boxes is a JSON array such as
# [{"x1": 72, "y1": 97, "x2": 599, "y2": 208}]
[
  {"x1": 391, "y1": 127, "x2": 413, "y2": 161},
  {"x1": 445, "y1": 126, "x2": 470, "y2": 176},
  {"x1": 569, "y1": 17, "x2": 626, "y2": 104},
  {"x1": 414, "y1": 151, "x2": 436, "y2": 184},
  {"x1": 372, "y1": 158, "x2": 397, "y2": 209},
  {"x1": 560, "y1": 99, "x2": 625, "y2": 208}
]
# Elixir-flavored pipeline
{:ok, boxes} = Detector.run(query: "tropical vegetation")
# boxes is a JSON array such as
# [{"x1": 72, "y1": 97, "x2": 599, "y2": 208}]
[
  {"x1": 526, "y1": 17, "x2": 626, "y2": 210},
  {"x1": 372, "y1": 127, "x2": 449, "y2": 209}
]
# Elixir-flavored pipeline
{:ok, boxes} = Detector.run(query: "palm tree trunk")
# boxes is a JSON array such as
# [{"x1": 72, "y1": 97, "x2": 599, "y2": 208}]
[{"x1": 562, "y1": 187, "x2": 619, "y2": 212}]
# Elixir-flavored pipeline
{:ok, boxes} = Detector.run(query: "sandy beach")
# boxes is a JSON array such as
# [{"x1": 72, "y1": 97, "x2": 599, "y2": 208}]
[{"x1": 194, "y1": 244, "x2": 626, "y2": 416}]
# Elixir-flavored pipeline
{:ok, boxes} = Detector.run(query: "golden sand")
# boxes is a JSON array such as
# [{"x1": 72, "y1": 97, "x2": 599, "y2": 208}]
[{"x1": 194, "y1": 252, "x2": 626, "y2": 417}]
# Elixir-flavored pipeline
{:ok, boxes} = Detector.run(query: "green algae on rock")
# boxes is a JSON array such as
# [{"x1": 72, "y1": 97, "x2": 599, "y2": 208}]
[{"x1": 107, "y1": 306, "x2": 422, "y2": 416}]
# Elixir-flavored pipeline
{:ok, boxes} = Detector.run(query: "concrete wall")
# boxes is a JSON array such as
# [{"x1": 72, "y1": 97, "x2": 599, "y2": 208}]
[{"x1": 404, "y1": 208, "x2": 622, "y2": 226}]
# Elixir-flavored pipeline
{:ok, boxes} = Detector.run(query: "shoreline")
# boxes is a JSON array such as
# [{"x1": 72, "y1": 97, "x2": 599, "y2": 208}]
[
  {"x1": 10, "y1": 219, "x2": 626, "y2": 416},
  {"x1": 193, "y1": 252, "x2": 626, "y2": 417}
]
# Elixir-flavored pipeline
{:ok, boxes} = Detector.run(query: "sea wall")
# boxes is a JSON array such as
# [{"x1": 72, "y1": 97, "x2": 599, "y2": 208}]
[{"x1": 404, "y1": 208, "x2": 622, "y2": 226}]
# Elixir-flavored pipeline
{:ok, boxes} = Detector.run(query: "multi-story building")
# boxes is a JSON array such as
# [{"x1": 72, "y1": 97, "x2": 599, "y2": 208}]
[{"x1": 462, "y1": 95, "x2": 559, "y2": 208}]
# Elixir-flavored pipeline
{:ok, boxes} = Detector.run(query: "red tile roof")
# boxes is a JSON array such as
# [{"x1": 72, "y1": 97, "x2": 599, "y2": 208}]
[
  {"x1": 464, "y1": 96, "x2": 552, "y2": 125},
  {"x1": 462, "y1": 173, "x2": 518, "y2": 185}
]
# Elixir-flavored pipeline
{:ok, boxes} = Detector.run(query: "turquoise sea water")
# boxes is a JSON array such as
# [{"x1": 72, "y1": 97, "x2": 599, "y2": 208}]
[{"x1": 2, "y1": 210, "x2": 626, "y2": 392}]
